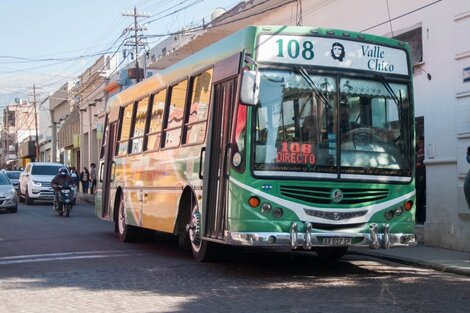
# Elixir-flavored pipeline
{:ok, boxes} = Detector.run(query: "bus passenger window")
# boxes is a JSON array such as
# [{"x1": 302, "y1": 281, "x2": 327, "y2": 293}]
[
  {"x1": 184, "y1": 69, "x2": 212, "y2": 145},
  {"x1": 145, "y1": 90, "x2": 166, "y2": 151},
  {"x1": 163, "y1": 80, "x2": 187, "y2": 148},
  {"x1": 116, "y1": 104, "x2": 133, "y2": 156},
  {"x1": 130, "y1": 97, "x2": 148, "y2": 154}
]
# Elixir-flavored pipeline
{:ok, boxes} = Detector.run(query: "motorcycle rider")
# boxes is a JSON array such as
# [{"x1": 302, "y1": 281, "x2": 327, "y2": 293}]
[{"x1": 51, "y1": 167, "x2": 74, "y2": 213}]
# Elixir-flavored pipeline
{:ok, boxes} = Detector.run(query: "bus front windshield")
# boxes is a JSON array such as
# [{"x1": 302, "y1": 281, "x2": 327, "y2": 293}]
[{"x1": 253, "y1": 69, "x2": 412, "y2": 180}]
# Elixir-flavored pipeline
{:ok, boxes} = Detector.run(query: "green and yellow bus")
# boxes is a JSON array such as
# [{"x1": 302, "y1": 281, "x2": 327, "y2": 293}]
[{"x1": 96, "y1": 25, "x2": 417, "y2": 261}]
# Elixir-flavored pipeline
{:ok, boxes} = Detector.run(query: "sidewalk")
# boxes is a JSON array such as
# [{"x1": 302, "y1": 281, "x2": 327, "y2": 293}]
[
  {"x1": 349, "y1": 243, "x2": 470, "y2": 277},
  {"x1": 76, "y1": 193, "x2": 95, "y2": 205}
]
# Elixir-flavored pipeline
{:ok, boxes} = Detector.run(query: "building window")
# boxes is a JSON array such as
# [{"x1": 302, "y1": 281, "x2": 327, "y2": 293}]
[{"x1": 394, "y1": 27, "x2": 423, "y2": 66}]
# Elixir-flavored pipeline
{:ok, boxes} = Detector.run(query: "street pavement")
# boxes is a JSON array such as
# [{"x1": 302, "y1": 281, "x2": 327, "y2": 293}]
[{"x1": 77, "y1": 194, "x2": 470, "y2": 277}]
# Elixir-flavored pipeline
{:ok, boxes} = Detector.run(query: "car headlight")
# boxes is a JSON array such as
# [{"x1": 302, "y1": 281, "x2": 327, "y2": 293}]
[
  {"x1": 8, "y1": 188, "x2": 16, "y2": 196},
  {"x1": 32, "y1": 181, "x2": 42, "y2": 187}
]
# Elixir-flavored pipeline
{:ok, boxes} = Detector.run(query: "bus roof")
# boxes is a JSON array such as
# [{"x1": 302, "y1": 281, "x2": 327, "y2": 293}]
[{"x1": 107, "y1": 25, "x2": 410, "y2": 115}]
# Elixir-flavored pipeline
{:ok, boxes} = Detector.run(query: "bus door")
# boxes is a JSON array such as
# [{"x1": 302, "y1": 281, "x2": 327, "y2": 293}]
[
  {"x1": 202, "y1": 78, "x2": 237, "y2": 240},
  {"x1": 99, "y1": 121, "x2": 117, "y2": 219}
]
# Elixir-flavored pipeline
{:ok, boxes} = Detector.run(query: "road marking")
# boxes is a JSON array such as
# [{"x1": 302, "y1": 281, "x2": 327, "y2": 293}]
[{"x1": 0, "y1": 250, "x2": 139, "y2": 265}]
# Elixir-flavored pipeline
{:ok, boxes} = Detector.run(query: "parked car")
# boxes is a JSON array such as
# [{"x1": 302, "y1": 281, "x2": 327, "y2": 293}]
[
  {"x1": 0, "y1": 171, "x2": 18, "y2": 213},
  {"x1": 19, "y1": 162, "x2": 66, "y2": 205},
  {"x1": 3, "y1": 170, "x2": 21, "y2": 194}
]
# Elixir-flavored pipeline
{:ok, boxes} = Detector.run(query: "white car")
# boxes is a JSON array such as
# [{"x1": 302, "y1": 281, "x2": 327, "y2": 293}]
[{"x1": 19, "y1": 162, "x2": 66, "y2": 205}]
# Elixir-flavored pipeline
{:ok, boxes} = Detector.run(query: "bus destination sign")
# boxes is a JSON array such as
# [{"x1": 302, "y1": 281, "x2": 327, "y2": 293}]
[{"x1": 256, "y1": 34, "x2": 409, "y2": 76}]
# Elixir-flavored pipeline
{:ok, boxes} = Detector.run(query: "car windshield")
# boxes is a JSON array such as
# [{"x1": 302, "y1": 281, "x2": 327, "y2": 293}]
[
  {"x1": 31, "y1": 165, "x2": 63, "y2": 175},
  {"x1": 253, "y1": 69, "x2": 412, "y2": 181},
  {"x1": 0, "y1": 174, "x2": 11, "y2": 185},
  {"x1": 5, "y1": 172, "x2": 20, "y2": 179}
]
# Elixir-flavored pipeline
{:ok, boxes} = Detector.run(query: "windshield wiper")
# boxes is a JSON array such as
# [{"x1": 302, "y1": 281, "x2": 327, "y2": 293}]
[
  {"x1": 296, "y1": 66, "x2": 331, "y2": 108},
  {"x1": 376, "y1": 74, "x2": 403, "y2": 115}
]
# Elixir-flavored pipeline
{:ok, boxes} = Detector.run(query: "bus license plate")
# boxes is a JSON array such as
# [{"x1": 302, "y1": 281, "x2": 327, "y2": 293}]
[{"x1": 322, "y1": 237, "x2": 352, "y2": 245}]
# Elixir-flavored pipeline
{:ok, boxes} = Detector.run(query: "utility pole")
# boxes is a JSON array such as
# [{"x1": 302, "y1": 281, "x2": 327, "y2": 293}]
[
  {"x1": 123, "y1": 7, "x2": 149, "y2": 83},
  {"x1": 28, "y1": 84, "x2": 41, "y2": 161}
]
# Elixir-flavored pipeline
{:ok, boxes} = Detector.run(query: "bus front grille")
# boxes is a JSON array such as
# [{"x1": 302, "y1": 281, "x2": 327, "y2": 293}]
[{"x1": 279, "y1": 186, "x2": 388, "y2": 205}]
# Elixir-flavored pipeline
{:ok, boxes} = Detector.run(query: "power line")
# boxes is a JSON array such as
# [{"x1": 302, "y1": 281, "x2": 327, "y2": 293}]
[
  {"x1": 123, "y1": 7, "x2": 150, "y2": 83},
  {"x1": 361, "y1": 0, "x2": 442, "y2": 33}
]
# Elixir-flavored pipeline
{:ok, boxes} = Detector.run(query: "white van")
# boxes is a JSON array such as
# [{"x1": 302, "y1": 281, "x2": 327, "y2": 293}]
[{"x1": 19, "y1": 162, "x2": 66, "y2": 204}]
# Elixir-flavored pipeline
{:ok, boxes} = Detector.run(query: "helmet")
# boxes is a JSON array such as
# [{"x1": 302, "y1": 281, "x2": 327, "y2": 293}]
[{"x1": 59, "y1": 168, "x2": 68, "y2": 176}]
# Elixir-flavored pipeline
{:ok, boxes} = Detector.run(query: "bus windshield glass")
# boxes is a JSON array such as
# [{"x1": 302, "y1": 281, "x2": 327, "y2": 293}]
[{"x1": 253, "y1": 70, "x2": 412, "y2": 180}]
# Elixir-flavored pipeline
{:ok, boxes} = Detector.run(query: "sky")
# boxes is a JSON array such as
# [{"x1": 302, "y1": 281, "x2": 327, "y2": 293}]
[{"x1": 0, "y1": 0, "x2": 241, "y2": 108}]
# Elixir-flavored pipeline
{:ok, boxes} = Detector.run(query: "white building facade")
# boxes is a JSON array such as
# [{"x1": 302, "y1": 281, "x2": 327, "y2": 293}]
[{"x1": 78, "y1": 55, "x2": 119, "y2": 173}]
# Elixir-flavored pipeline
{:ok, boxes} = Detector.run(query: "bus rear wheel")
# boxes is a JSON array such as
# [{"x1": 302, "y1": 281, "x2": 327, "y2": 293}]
[
  {"x1": 188, "y1": 203, "x2": 215, "y2": 262},
  {"x1": 116, "y1": 195, "x2": 138, "y2": 242}
]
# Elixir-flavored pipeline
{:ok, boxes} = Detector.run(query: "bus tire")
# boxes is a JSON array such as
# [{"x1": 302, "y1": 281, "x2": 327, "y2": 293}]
[
  {"x1": 116, "y1": 194, "x2": 138, "y2": 242},
  {"x1": 315, "y1": 247, "x2": 348, "y2": 259},
  {"x1": 188, "y1": 202, "x2": 215, "y2": 262}
]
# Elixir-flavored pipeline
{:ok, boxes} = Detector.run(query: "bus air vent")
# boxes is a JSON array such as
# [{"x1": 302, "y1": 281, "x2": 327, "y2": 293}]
[{"x1": 279, "y1": 186, "x2": 388, "y2": 205}]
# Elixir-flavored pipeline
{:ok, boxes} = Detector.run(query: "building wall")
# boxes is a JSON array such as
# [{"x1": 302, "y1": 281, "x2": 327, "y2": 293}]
[
  {"x1": 249, "y1": 0, "x2": 470, "y2": 251},
  {"x1": 78, "y1": 55, "x2": 118, "y2": 171}
]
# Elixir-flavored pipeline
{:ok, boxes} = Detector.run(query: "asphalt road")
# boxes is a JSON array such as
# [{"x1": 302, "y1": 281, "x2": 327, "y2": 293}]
[{"x1": 0, "y1": 200, "x2": 469, "y2": 313}]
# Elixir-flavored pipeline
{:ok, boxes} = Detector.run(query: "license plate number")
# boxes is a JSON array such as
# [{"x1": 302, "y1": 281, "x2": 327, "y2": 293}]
[{"x1": 322, "y1": 237, "x2": 352, "y2": 245}]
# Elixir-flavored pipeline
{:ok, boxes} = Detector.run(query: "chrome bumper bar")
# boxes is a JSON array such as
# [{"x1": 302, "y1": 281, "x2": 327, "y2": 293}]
[{"x1": 225, "y1": 222, "x2": 417, "y2": 250}]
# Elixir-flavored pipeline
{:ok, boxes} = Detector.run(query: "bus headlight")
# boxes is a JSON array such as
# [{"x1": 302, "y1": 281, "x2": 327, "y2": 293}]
[
  {"x1": 394, "y1": 206, "x2": 404, "y2": 216},
  {"x1": 384, "y1": 210, "x2": 394, "y2": 220},
  {"x1": 260, "y1": 202, "x2": 272, "y2": 214},
  {"x1": 272, "y1": 208, "x2": 283, "y2": 218}
]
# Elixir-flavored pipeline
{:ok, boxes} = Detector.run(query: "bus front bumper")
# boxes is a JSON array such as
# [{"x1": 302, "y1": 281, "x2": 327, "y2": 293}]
[{"x1": 225, "y1": 222, "x2": 417, "y2": 250}]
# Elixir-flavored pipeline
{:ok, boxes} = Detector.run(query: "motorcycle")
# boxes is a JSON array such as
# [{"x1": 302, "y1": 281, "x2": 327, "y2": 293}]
[{"x1": 53, "y1": 182, "x2": 77, "y2": 217}]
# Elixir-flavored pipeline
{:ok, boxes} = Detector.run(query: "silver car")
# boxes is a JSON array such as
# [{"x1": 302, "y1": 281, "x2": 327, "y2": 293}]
[
  {"x1": 0, "y1": 172, "x2": 18, "y2": 213},
  {"x1": 3, "y1": 170, "x2": 21, "y2": 194}
]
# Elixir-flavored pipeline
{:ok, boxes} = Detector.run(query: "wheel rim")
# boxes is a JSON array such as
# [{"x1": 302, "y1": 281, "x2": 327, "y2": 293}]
[
  {"x1": 189, "y1": 209, "x2": 202, "y2": 253},
  {"x1": 118, "y1": 198, "x2": 126, "y2": 235}
]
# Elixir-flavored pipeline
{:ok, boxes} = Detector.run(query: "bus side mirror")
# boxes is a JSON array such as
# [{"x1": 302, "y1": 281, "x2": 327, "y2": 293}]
[{"x1": 240, "y1": 70, "x2": 260, "y2": 106}]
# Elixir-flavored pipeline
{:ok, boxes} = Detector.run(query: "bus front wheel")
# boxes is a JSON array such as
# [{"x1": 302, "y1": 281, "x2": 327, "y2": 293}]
[{"x1": 188, "y1": 203, "x2": 215, "y2": 262}]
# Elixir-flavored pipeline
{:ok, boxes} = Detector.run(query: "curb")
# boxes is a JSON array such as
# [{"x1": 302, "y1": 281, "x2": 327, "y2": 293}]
[{"x1": 349, "y1": 251, "x2": 470, "y2": 277}]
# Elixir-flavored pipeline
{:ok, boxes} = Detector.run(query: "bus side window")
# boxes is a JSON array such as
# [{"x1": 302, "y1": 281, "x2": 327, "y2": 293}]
[
  {"x1": 129, "y1": 97, "x2": 148, "y2": 154},
  {"x1": 99, "y1": 115, "x2": 108, "y2": 159},
  {"x1": 116, "y1": 103, "x2": 134, "y2": 156},
  {"x1": 145, "y1": 90, "x2": 166, "y2": 151},
  {"x1": 183, "y1": 69, "x2": 213, "y2": 145},
  {"x1": 162, "y1": 80, "x2": 187, "y2": 149}
]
